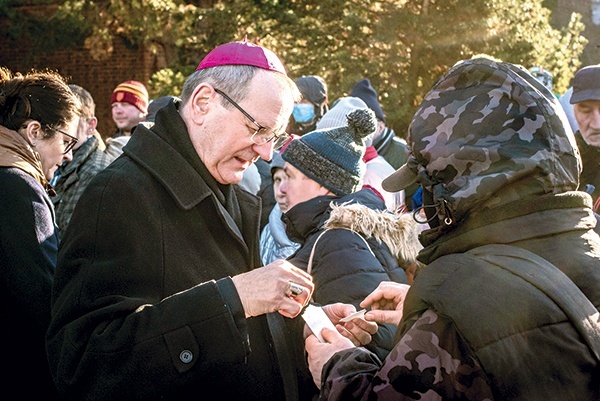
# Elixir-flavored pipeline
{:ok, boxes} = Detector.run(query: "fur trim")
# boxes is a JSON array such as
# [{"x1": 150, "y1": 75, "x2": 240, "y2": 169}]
[{"x1": 323, "y1": 201, "x2": 423, "y2": 267}]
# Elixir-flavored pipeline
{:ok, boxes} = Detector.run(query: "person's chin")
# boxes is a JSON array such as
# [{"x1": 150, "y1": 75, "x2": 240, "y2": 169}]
[
  {"x1": 222, "y1": 170, "x2": 245, "y2": 185},
  {"x1": 584, "y1": 133, "x2": 600, "y2": 148},
  {"x1": 45, "y1": 168, "x2": 57, "y2": 181}
]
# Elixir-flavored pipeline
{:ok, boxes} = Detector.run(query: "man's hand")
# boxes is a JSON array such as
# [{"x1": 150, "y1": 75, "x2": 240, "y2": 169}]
[
  {"x1": 305, "y1": 328, "x2": 355, "y2": 389},
  {"x1": 322, "y1": 303, "x2": 378, "y2": 346},
  {"x1": 232, "y1": 259, "x2": 314, "y2": 318},
  {"x1": 360, "y1": 281, "x2": 410, "y2": 325}
]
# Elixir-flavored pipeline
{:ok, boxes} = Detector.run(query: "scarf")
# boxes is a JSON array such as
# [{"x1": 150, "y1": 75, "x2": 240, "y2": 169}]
[
  {"x1": 363, "y1": 146, "x2": 378, "y2": 163},
  {"x1": 0, "y1": 124, "x2": 53, "y2": 194}
]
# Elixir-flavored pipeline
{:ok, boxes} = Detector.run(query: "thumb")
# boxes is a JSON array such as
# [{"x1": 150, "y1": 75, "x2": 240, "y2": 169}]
[
  {"x1": 365, "y1": 310, "x2": 402, "y2": 326},
  {"x1": 320, "y1": 327, "x2": 341, "y2": 343},
  {"x1": 305, "y1": 333, "x2": 320, "y2": 347}
]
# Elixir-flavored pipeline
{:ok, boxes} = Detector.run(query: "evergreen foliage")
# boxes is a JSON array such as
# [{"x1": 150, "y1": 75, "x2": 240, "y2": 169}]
[{"x1": 3, "y1": 0, "x2": 587, "y2": 134}]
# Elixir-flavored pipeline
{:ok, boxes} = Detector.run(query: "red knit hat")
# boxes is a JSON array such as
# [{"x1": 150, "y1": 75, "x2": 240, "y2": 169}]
[
  {"x1": 110, "y1": 80, "x2": 149, "y2": 114},
  {"x1": 196, "y1": 39, "x2": 287, "y2": 75}
]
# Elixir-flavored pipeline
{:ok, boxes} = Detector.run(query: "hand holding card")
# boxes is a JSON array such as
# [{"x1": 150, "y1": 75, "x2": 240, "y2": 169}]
[
  {"x1": 339, "y1": 309, "x2": 367, "y2": 323},
  {"x1": 302, "y1": 305, "x2": 337, "y2": 342}
]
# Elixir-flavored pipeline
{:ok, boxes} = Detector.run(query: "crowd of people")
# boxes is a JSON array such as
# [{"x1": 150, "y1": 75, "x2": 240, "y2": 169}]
[{"x1": 0, "y1": 39, "x2": 598, "y2": 401}]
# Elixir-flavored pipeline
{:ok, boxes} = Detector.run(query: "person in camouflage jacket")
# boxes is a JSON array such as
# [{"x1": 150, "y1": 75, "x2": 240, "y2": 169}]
[{"x1": 305, "y1": 57, "x2": 600, "y2": 400}]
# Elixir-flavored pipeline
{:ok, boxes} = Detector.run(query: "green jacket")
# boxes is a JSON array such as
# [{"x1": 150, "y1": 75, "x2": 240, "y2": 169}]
[{"x1": 402, "y1": 193, "x2": 600, "y2": 400}]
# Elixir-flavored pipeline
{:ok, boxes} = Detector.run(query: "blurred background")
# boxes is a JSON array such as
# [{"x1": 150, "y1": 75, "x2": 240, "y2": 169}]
[{"x1": 0, "y1": 0, "x2": 597, "y2": 138}]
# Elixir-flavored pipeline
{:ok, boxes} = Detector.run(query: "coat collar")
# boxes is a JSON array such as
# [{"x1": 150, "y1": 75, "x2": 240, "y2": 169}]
[
  {"x1": 122, "y1": 102, "x2": 261, "y2": 256},
  {"x1": 283, "y1": 188, "x2": 386, "y2": 243},
  {"x1": 418, "y1": 191, "x2": 597, "y2": 264},
  {"x1": 125, "y1": 126, "x2": 213, "y2": 210}
]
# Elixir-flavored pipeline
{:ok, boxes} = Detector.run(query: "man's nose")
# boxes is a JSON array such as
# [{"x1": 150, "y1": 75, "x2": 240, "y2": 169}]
[
  {"x1": 254, "y1": 141, "x2": 275, "y2": 161},
  {"x1": 279, "y1": 180, "x2": 288, "y2": 194},
  {"x1": 590, "y1": 108, "x2": 600, "y2": 128}
]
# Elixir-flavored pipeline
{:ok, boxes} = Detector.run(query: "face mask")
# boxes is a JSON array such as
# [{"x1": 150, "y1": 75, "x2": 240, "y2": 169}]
[{"x1": 293, "y1": 103, "x2": 315, "y2": 124}]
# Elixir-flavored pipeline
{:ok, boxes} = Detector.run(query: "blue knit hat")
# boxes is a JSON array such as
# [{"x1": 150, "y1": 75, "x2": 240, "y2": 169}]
[{"x1": 282, "y1": 108, "x2": 377, "y2": 196}]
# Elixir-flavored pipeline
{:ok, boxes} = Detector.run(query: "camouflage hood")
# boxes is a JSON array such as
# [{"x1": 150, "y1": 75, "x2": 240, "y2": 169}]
[{"x1": 383, "y1": 57, "x2": 581, "y2": 231}]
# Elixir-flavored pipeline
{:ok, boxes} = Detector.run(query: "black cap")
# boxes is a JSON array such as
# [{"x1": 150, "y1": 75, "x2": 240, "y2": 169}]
[
  {"x1": 570, "y1": 65, "x2": 600, "y2": 104},
  {"x1": 350, "y1": 78, "x2": 385, "y2": 122}
]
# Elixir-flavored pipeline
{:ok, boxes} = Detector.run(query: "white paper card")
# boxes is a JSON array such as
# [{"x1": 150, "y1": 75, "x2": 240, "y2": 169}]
[
  {"x1": 339, "y1": 309, "x2": 367, "y2": 323},
  {"x1": 302, "y1": 305, "x2": 337, "y2": 342}
]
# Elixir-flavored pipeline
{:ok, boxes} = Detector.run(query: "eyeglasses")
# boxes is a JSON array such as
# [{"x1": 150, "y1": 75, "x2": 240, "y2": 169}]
[
  {"x1": 214, "y1": 88, "x2": 290, "y2": 149},
  {"x1": 46, "y1": 125, "x2": 78, "y2": 154}
]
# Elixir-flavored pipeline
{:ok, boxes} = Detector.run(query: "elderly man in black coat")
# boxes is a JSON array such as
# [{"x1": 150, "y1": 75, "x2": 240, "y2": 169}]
[{"x1": 47, "y1": 41, "x2": 323, "y2": 401}]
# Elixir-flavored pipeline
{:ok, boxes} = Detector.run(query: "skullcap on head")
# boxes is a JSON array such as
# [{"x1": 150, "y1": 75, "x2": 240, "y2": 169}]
[{"x1": 196, "y1": 40, "x2": 287, "y2": 75}]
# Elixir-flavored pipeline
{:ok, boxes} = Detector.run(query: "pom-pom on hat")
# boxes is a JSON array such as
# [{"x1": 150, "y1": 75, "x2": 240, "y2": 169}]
[
  {"x1": 110, "y1": 80, "x2": 149, "y2": 114},
  {"x1": 282, "y1": 108, "x2": 377, "y2": 196},
  {"x1": 196, "y1": 39, "x2": 287, "y2": 75}
]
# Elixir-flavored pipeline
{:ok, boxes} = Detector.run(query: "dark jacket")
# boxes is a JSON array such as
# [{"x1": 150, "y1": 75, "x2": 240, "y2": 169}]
[
  {"x1": 0, "y1": 167, "x2": 62, "y2": 400},
  {"x1": 46, "y1": 102, "x2": 313, "y2": 401},
  {"x1": 284, "y1": 189, "x2": 414, "y2": 359},
  {"x1": 401, "y1": 59, "x2": 600, "y2": 399},
  {"x1": 576, "y1": 132, "x2": 600, "y2": 206},
  {"x1": 403, "y1": 193, "x2": 600, "y2": 400}
]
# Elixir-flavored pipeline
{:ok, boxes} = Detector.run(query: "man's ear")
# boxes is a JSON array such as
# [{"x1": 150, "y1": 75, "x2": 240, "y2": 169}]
[
  {"x1": 188, "y1": 84, "x2": 214, "y2": 125},
  {"x1": 87, "y1": 117, "x2": 98, "y2": 135}
]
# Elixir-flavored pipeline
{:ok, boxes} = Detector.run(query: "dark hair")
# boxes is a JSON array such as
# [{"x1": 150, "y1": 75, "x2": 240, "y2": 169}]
[{"x1": 0, "y1": 67, "x2": 80, "y2": 135}]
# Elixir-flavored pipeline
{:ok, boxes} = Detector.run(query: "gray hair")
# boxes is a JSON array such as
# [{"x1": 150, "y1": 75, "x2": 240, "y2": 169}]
[{"x1": 180, "y1": 65, "x2": 300, "y2": 108}]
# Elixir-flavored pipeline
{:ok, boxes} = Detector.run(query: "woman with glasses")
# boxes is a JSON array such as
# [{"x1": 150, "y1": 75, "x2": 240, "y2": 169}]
[{"x1": 0, "y1": 66, "x2": 80, "y2": 401}]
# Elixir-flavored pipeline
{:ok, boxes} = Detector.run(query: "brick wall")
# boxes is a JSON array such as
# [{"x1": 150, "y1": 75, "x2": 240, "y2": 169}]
[{"x1": 0, "y1": 26, "x2": 154, "y2": 138}]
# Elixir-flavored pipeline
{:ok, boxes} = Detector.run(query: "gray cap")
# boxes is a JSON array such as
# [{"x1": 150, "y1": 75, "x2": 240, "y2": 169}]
[
  {"x1": 269, "y1": 151, "x2": 285, "y2": 176},
  {"x1": 316, "y1": 97, "x2": 368, "y2": 130},
  {"x1": 570, "y1": 65, "x2": 600, "y2": 104}
]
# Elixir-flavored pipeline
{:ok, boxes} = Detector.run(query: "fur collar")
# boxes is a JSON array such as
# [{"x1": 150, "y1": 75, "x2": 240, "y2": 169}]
[{"x1": 324, "y1": 201, "x2": 423, "y2": 267}]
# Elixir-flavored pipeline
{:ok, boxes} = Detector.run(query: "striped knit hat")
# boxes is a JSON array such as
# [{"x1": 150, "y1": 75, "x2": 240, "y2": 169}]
[
  {"x1": 282, "y1": 108, "x2": 377, "y2": 196},
  {"x1": 110, "y1": 80, "x2": 149, "y2": 114}
]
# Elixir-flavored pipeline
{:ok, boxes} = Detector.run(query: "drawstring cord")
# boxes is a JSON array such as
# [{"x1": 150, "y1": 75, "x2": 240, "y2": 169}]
[{"x1": 412, "y1": 199, "x2": 453, "y2": 226}]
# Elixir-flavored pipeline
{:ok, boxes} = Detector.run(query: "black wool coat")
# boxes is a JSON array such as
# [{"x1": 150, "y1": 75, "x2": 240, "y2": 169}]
[
  {"x1": 1, "y1": 167, "x2": 62, "y2": 400},
  {"x1": 47, "y1": 102, "x2": 313, "y2": 401}
]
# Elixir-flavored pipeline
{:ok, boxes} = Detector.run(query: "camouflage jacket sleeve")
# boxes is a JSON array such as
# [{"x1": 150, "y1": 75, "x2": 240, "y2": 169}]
[{"x1": 320, "y1": 309, "x2": 495, "y2": 401}]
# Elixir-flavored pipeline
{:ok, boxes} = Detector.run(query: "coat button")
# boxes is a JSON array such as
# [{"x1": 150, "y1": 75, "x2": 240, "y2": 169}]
[{"x1": 179, "y1": 350, "x2": 193, "y2": 364}]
